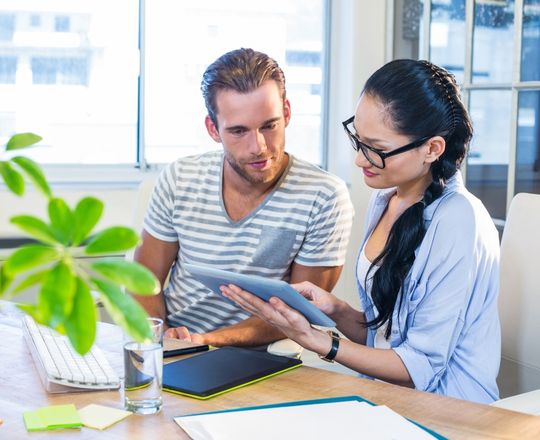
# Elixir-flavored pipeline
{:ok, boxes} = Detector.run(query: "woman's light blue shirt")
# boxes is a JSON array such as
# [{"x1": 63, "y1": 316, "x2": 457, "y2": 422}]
[{"x1": 357, "y1": 172, "x2": 501, "y2": 403}]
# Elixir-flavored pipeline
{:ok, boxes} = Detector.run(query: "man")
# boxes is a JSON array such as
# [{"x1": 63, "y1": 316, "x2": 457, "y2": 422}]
[{"x1": 134, "y1": 48, "x2": 353, "y2": 346}]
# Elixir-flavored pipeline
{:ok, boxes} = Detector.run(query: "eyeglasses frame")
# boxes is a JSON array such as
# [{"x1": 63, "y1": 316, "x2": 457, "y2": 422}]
[{"x1": 342, "y1": 116, "x2": 432, "y2": 169}]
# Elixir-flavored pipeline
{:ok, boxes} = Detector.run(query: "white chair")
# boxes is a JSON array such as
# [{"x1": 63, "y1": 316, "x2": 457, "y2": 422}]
[
  {"x1": 491, "y1": 193, "x2": 540, "y2": 414},
  {"x1": 132, "y1": 176, "x2": 157, "y2": 234},
  {"x1": 125, "y1": 175, "x2": 157, "y2": 261}
]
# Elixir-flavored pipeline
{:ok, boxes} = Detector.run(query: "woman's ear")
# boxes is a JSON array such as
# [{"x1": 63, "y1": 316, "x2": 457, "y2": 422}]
[{"x1": 424, "y1": 136, "x2": 446, "y2": 163}]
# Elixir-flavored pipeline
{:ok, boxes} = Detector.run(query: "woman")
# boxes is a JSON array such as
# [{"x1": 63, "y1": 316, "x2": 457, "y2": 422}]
[{"x1": 221, "y1": 59, "x2": 500, "y2": 404}]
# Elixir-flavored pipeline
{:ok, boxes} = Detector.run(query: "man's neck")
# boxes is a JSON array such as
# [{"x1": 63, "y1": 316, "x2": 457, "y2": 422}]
[
  {"x1": 222, "y1": 156, "x2": 289, "y2": 222},
  {"x1": 223, "y1": 154, "x2": 289, "y2": 198}
]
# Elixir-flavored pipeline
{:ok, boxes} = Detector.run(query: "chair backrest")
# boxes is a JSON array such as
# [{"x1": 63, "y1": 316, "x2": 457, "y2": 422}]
[
  {"x1": 132, "y1": 176, "x2": 157, "y2": 233},
  {"x1": 125, "y1": 175, "x2": 157, "y2": 261},
  {"x1": 498, "y1": 193, "x2": 540, "y2": 397}
]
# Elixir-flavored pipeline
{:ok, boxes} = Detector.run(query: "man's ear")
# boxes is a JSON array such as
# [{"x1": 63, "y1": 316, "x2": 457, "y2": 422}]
[
  {"x1": 205, "y1": 115, "x2": 221, "y2": 143},
  {"x1": 424, "y1": 136, "x2": 446, "y2": 163},
  {"x1": 283, "y1": 99, "x2": 291, "y2": 127}
]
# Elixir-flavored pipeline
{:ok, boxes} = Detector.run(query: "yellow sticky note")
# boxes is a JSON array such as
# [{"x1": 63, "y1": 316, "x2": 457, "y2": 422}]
[{"x1": 78, "y1": 404, "x2": 131, "y2": 431}]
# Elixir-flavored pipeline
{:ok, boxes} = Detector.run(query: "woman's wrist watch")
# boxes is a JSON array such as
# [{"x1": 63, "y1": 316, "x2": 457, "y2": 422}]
[{"x1": 319, "y1": 330, "x2": 340, "y2": 363}]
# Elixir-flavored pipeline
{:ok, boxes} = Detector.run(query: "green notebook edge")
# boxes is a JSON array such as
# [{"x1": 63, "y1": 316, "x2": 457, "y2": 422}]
[{"x1": 176, "y1": 395, "x2": 447, "y2": 439}]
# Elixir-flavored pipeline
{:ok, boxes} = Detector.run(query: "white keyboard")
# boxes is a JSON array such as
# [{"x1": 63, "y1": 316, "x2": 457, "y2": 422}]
[{"x1": 22, "y1": 315, "x2": 120, "y2": 393}]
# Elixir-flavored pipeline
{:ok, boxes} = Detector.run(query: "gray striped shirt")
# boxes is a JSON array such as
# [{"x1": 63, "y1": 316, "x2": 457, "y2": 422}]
[{"x1": 143, "y1": 151, "x2": 354, "y2": 334}]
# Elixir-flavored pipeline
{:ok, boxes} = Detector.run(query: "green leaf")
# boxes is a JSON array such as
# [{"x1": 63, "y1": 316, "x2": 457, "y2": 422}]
[
  {"x1": 0, "y1": 161, "x2": 25, "y2": 196},
  {"x1": 11, "y1": 270, "x2": 48, "y2": 295},
  {"x1": 72, "y1": 197, "x2": 104, "y2": 246},
  {"x1": 11, "y1": 156, "x2": 52, "y2": 198},
  {"x1": 5, "y1": 132, "x2": 42, "y2": 151},
  {"x1": 64, "y1": 278, "x2": 97, "y2": 355},
  {"x1": 84, "y1": 226, "x2": 140, "y2": 255},
  {"x1": 0, "y1": 264, "x2": 13, "y2": 296},
  {"x1": 48, "y1": 198, "x2": 74, "y2": 244},
  {"x1": 10, "y1": 215, "x2": 60, "y2": 245},
  {"x1": 92, "y1": 278, "x2": 152, "y2": 342},
  {"x1": 91, "y1": 259, "x2": 160, "y2": 295},
  {"x1": 38, "y1": 261, "x2": 76, "y2": 327},
  {"x1": 16, "y1": 303, "x2": 44, "y2": 322},
  {"x1": 4, "y1": 245, "x2": 59, "y2": 276}
]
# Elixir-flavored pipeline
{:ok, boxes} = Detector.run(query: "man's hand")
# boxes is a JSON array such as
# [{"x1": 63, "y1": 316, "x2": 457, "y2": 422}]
[{"x1": 164, "y1": 326, "x2": 206, "y2": 344}]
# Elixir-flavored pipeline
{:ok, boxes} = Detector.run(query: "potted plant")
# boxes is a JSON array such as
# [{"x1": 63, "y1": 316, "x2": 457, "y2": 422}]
[{"x1": 0, "y1": 133, "x2": 159, "y2": 354}]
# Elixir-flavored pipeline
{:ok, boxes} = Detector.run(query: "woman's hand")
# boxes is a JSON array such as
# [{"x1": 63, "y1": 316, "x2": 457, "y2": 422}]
[
  {"x1": 220, "y1": 284, "x2": 322, "y2": 349},
  {"x1": 291, "y1": 281, "x2": 345, "y2": 319}
]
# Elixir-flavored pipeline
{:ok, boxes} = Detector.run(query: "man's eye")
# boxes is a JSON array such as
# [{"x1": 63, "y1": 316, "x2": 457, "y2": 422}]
[
  {"x1": 262, "y1": 123, "x2": 277, "y2": 130},
  {"x1": 230, "y1": 129, "x2": 246, "y2": 136}
]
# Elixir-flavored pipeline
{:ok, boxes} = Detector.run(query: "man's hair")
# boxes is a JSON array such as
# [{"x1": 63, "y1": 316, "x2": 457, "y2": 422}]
[{"x1": 201, "y1": 48, "x2": 286, "y2": 126}]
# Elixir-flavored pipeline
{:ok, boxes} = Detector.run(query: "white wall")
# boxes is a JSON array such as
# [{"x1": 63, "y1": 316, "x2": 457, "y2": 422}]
[
  {"x1": 326, "y1": 0, "x2": 389, "y2": 308},
  {"x1": 0, "y1": 187, "x2": 140, "y2": 239}
]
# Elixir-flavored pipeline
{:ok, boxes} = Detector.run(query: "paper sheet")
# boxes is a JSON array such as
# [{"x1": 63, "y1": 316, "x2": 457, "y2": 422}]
[{"x1": 175, "y1": 400, "x2": 436, "y2": 440}]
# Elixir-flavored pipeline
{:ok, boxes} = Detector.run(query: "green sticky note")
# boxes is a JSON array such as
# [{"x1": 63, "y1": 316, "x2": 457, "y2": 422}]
[
  {"x1": 23, "y1": 411, "x2": 47, "y2": 432},
  {"x1": 24, "y1": 404, "x2": 82, "y2": 432}
]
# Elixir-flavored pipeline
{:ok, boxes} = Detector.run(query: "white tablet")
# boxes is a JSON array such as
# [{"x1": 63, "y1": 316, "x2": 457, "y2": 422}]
[{"x1": 184, "y1": 263, "x2": 335, "y2": 327}]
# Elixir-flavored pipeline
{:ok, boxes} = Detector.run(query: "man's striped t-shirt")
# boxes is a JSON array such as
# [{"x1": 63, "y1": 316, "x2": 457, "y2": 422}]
[{"x1": 143, "y1": 151, "x2": 354, "y2": 334}]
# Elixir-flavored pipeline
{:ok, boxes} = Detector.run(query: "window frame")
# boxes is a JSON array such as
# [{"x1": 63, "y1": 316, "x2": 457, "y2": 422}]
[{"x1": 418, "y1": 0, "x2": 540, "y2": 220}]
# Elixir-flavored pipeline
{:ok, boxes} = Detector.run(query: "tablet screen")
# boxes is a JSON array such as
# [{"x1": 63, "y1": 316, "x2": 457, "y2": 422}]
[{"x1": 184, "y1": 263, "x2": 336, "y2": 327}]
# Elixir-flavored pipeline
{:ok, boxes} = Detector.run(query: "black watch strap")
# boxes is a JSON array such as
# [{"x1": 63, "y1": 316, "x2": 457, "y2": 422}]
[{"x1": 319, "y1": 330, "x2": 340, "y2": 363}]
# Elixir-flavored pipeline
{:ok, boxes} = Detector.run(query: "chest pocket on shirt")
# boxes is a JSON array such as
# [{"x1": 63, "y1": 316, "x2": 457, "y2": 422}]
[{"x1": 251, "y1": 226, "x2": 297, "y2": 269}]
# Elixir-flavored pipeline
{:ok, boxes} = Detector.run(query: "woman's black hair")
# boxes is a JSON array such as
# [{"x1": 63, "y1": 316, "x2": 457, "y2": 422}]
[{"x1": 362, "y1": 59, "x2": 473, "y2": 338}]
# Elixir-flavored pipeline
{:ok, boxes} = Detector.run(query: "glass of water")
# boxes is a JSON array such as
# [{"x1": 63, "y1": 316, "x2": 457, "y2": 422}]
[{"x1": 123, "y1": 317, "x2": 163, "y2": 414}]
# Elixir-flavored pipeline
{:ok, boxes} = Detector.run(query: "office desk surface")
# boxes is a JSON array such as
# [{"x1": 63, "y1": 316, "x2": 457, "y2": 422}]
[{"x1": 1, "y1": 310, "x2": 539, "y2": 439}]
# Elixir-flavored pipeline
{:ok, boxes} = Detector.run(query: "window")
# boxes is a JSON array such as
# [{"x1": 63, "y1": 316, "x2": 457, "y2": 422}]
[
  {"x1": 30, "y1": 14, "x2": 41, "y2": 28},
  {"x1": 31, "y1": 57, "x2": 88, "y2": 85},
  {"x1": 0, "y1": 13, "x2": 14, "y2": 41},
  {"x1": 143, "y1": 0, "x2": 327, "y2": 166},
  {"x1": 54, "y1": 16, "x2": 70, "y2": 33},
  {"x1": 0, "y1": 56, "x2": 16, "y2": 83},
  {"x1": 0, "y1": 2, "x2": 140, "y2": 165},
  {"x1": 395, "y1": 0, "x2": 540, "y2": 221},
  {"x1": 0, "y1": 1, "x2": 328, "y2": 171}
]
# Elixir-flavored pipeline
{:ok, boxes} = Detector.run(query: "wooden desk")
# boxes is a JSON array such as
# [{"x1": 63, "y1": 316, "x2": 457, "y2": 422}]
[{"x1": 1, "y1": 307, "x2": 539, "y2": 439}]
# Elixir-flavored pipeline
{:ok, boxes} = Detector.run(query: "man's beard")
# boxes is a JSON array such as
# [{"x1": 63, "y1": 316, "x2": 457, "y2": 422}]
[{"x1": 224, "y1": 152, "x2": 280, "y2": 184}]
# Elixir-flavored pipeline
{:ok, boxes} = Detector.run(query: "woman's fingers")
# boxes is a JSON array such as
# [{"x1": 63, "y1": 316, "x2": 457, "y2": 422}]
[
  {"x1": 268, "y1": 296, "x2": 309, "y2": 328},
  {"x1": 290, "y1": 281, "x2": 314, "y2": 299},
  {"x1": 220, "y1": 284, "x2": 265, "y2": 316},
  {"x1": 222, "y1": 285, "x2": 290, "y2": 326}
]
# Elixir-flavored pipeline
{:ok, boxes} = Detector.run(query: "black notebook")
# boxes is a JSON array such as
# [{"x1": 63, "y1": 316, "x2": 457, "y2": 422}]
[{"x1": 163, "y1": 347, "x2": 302, "y2": 400}]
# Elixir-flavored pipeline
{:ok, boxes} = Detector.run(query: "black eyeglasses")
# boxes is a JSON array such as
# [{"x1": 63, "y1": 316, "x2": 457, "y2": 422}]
[{"x1": 342, "y1": 116, "x2": 431, "y2": 169}]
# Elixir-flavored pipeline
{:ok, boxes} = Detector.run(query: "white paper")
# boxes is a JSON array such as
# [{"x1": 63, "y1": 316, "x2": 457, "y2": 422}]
[{"x1": 174, "y1": 400, "x2": 436, "y2": 440}]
